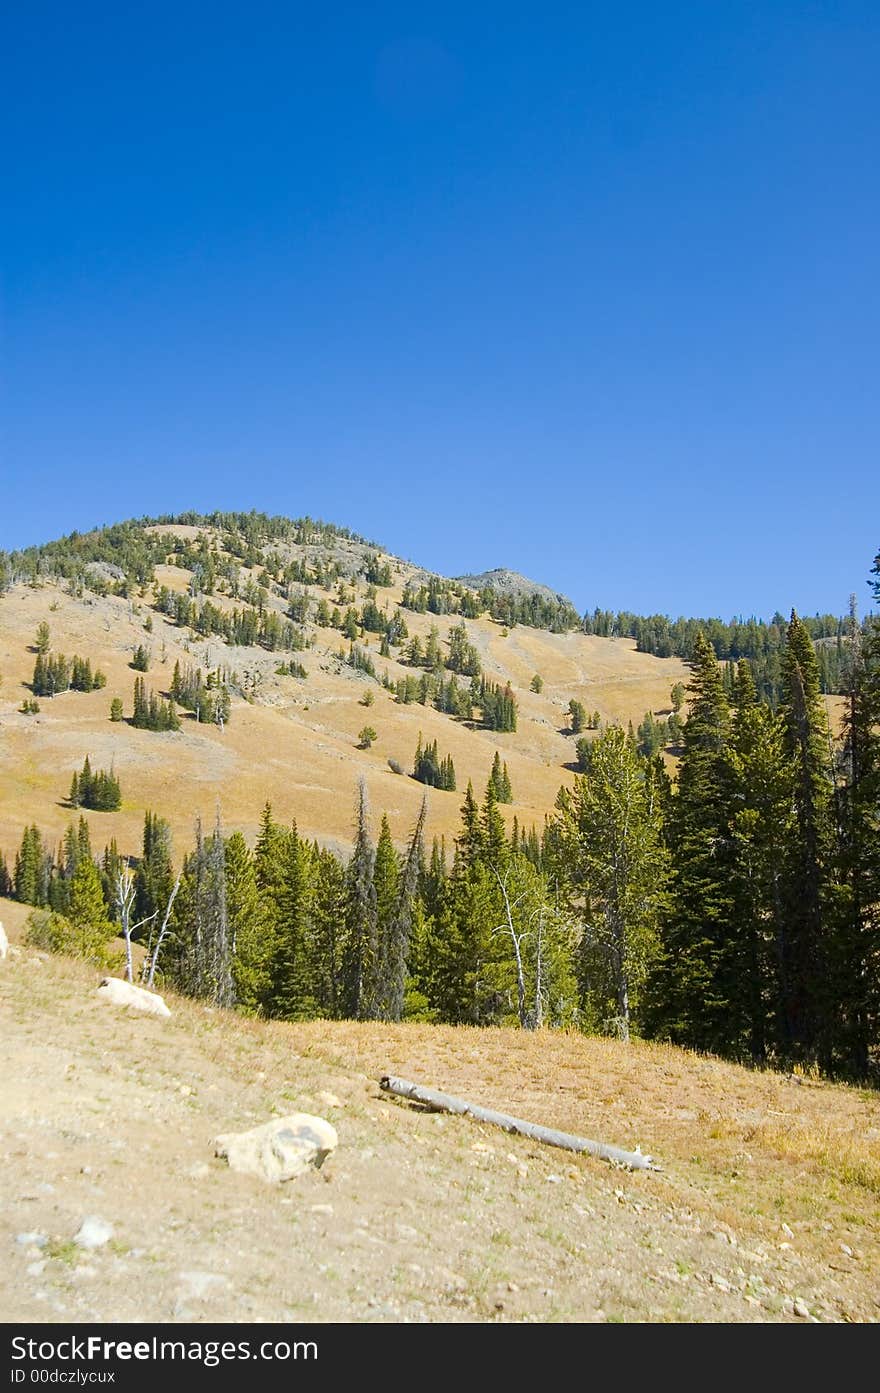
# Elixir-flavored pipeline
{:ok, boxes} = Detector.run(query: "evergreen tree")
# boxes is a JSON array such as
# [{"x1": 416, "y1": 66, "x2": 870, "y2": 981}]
[
  {"x1": 555, "y1": 725, "x2": 667, "y2": 1040},
  {"x1": 341, "y1": 781, "x2": 379, "y2": 1019},
  {"x1": 68, "y1": 855, "x2": 108, "y2": 935},
  {"x1": 377, "y1": 799, "x2": 427, "y2": 1022},
  {"x1": 645, "y1": 633, "x2": 734, "y2": 1050},
  {"x1": 14, "y1": 825, "x2": 49, "y2": 906},
  {"x1": 717, "y1": 660, "x2": 792, "y2": 1062},
  {"x1": 172, "y1": 817, "x2": 234, "y2": 1007},
  {"x1": 829, "y1": 587, "x2": 880, "y2": 1075},
  {"x1": 778, "y1": 611, "x2": 833, "y2": 1061},
  {"x1": 271, "y1": 824, "x2": 317, "y2": 1020},
  {"x1": 134, "y1": 812, "x2": 174, "y2": 927},
  {"x1": 225, "y1": 830, "x2": 270, "y2": 1014},
  {"x1": 310, "y1": 847, "x2": 347, "y2": 1018}
]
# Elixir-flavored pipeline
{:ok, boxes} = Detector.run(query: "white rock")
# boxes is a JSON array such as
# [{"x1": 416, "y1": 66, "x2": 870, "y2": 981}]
[
  {"x1": 73, "y1": 1217, "x2": 114, "y2": 1249},
  {"x1": 0, "y1": 921, "x2": 8, "y2": 960},
  {"x1": 214, "y1": 1114, "x2": 337, "y2": 1183},
  {"x1": 178, "y1": 1271, "x2": 230, "y2": 1300},
  {"x1": 793, "y1": 1299, "x2": 810, "y2": 1319},
  {"x1": 16, "y1": 1232, "x2": 47, "y2": 1248},
  {"x1": 96, "y1": 978, "x2": 171, "y2": 1018}
]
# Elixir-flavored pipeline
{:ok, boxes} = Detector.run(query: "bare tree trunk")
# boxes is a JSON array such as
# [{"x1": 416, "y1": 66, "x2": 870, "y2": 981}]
[
  {"x1": 144, "y1": 874, "x2": 181, "y2": 988},
  {"x1": 380, "y1": 1076, "x2": 659, "y2": 1171}
]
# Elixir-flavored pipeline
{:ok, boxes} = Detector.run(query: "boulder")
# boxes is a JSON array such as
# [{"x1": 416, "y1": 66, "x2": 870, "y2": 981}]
[
  {"x1": 96, "y1": 977, "x2": 171, "y2": 1018},
  {"x1": 0, "y1": 922, "x2": 8, "y2": 960},
  {"x1": 214, "y1": 1114, "x2": 337, "y2": 1183}
]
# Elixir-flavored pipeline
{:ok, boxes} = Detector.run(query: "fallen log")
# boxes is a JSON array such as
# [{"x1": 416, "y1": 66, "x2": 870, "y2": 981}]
[{"x1": 379, "y1": 1074, "x2": 660, "y2": 1172}]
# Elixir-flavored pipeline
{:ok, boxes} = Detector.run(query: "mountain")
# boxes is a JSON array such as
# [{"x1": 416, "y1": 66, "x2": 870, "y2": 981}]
[{"x1": 0, "y1": 511, "x2": 690, "y2": 863}]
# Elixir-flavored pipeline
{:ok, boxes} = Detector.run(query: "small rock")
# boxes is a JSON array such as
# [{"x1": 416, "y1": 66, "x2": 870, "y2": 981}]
[
  {"x1": 16, "y1": 1232, "x2": 47, "y2": 1248},
  {"x1": 507, "y1": 1281, "x2": 520, "y2": 1292},
  {"x1": 26, "y1": 1261, "x2": 45, "y2": 1277},
  {"x1": 0, "y1": 921, "x2": 8, "y2": 959},
  {"x1": 840, "y1": 1243, "x2": 853, "y2": 1257},
  {"x1": 318, "y1": 1092, "x2": 341, "y2": 1108},
  {"x1": 310, "y1": 1204, "x2": 334, "y2": 1216},
  {"x1": 73, "y1": 1217, "x2": 114, "y2": 1250},
  {"x1": 178, "y1": 1271, "x2": 230, "y2": 1301},
  {"x1": 96, "y1": 978, "x2": 171, "y2": 1018},
  {"x1": 546, "y1": 1174, "x2": 563, "y2": 1184},
  {"x1": 214, "y1": 1114, "x2": 337, "y2": 1183},
  {"x1": 780, "y1": 1222, "x2": 795, "y2": 1239},
  {"x1": 710, "y1": 1274, "x2": 731, "y2": 1292},
  {"x1": 793, "y1": 1299, "x2": 810, "y2": 1319}
]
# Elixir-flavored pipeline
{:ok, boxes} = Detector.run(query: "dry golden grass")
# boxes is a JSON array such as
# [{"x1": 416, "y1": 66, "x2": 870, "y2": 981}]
[{"x1": 0, "y1": 555, "x2": 691, "y2": 861}]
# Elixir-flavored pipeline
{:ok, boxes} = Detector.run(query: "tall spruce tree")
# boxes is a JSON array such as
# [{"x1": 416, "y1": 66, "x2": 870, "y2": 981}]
[
  {"x1": 376, "y1": 799, "x2": 426, "y2": 1021},
  {"x1": 341, "y1": 781, "x2": 379, "y2": 1019},
  {"x1": 831, "y1": 578, "x2": 880, "y2": 1075},
  {"x1": 225, "y1": 831, "x2": 268, "y2": 1014},
  {"x1": 645, "y1": 632, "x2": 734, "y2": 1050},
  {"x1": 271, "y1": 824, "x2": 317, "y2": 1020},
  {"x1": 726, "y1": 660, "x2": 793, "y2": 1061},
  {"x1": 778, "y1": 611, "x2": 833, "y2": 1062}
]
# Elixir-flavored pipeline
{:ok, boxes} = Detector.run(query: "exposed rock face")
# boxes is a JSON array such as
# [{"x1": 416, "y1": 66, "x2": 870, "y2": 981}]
[
  {"x1": 453, "y1": 567, "x2": 575, "y2": 607},
  {"x1": 214, "y1": 1114, "x2": 338, "y2": 1183},
  {"x1": 96, "y1": 977, "x2": 171, "y2": 1018}
]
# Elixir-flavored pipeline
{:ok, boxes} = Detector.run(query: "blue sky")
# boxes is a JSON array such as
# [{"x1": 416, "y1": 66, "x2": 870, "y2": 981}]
[{"x1": 2, "y1": 2, "x2": 878, "y2": 618}]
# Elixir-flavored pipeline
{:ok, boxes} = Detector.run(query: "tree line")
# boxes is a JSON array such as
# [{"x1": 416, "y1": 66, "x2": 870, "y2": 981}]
[{"x1": 3, "y1": 546, "x2": 877, "y2": 1081}]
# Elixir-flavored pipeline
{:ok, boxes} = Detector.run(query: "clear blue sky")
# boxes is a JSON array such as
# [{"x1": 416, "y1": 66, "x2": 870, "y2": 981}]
[{"x1": 2, "y1": 2, "x2": 878, "y2": 618}]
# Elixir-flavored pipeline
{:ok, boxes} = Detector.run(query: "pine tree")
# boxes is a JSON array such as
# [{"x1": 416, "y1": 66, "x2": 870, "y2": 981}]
[
  {"x1": 376, "y1": 799, "x2": 427, "y2": 1021},
  {"x1": 645, "y1": 633, "x2": 734, "y2": 1051},
  {"x1": 778, "y1": 611, "x2": 833, "y2": 1061},
  {"x1": 555, "y1": 725, "x2": 667, "y2": 1039},
  {"x1": 134, "y1": 812, "x2": 174, "y2": 926},
  {"x1": 173, "y1": 818, "x2": 234, "y2": 1007},
  {"x1": 725, "y1": 660, "x2": 793, "y2": 1061},
  {"x1": 15, "y1": 825, "x2": 48, "y2": 906},
  {"x1": 225, "y1": 830, "x2": 270, "y2": 1014},
  {"x1": 310, "y1": 847, "x2": 346, "y2": 1018},
  {"x1": 271, "y1": 824, "x2": 317, "y2": 1020},
  {"x1": 341, "y1": 781, "x2": 379, "y2": 1019},
  {"x1": 829, "y1": 586, "x2": 880, "y2": 1075}
]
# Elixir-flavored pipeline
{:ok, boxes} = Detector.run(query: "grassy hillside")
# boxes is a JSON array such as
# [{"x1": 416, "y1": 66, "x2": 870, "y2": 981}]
[
  {"x1": 0, "y1": 517, "x2": 691, "y2": 860},
  {"x1": 1, "y1": 903, "x2": 877, "y2": 1323}
]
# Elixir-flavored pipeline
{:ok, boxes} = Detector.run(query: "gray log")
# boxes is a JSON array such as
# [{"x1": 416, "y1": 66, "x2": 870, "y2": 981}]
[{"x1": 379, "y1": 1074, "x2": 659, "y2": 1171}]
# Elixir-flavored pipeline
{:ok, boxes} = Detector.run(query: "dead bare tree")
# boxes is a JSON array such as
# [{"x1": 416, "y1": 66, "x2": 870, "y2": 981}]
[
  {"x1": 115, "y1": 869, "x2": 157, "y2": 985},
  {"x1": 142, "y1": 873, "x2": 182, "y2": 989},
  {"x1": 489, "y1": 864, "x2": 530, "y2": 1028}
]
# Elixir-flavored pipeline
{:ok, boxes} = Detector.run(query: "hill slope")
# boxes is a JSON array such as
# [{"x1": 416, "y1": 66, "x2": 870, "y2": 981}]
[
  {"x1": 0, "y1": 516, "x2": 690, "y2": 860},
  {"x1": 1, "y1": 904, "x2": 877, "y2": 1324}
]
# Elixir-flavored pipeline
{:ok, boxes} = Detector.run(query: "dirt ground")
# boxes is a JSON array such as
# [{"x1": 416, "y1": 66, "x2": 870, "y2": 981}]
[{"x1": 1, "y1": 900, "x2": 877, "y2": 1325}]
